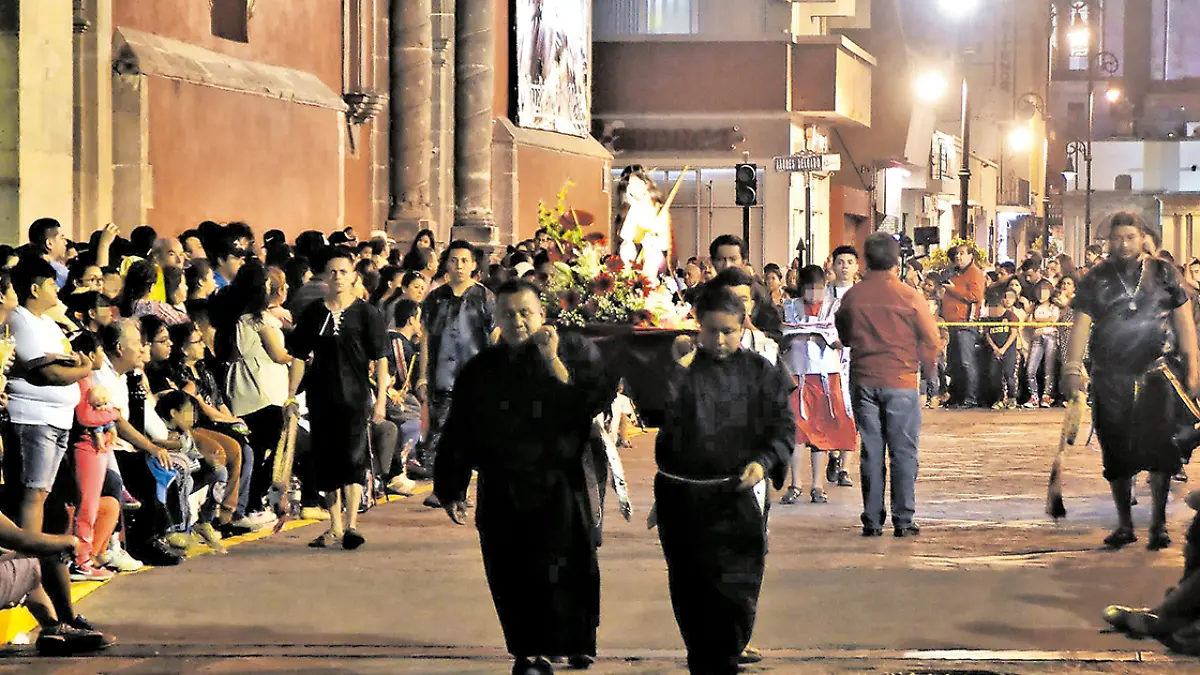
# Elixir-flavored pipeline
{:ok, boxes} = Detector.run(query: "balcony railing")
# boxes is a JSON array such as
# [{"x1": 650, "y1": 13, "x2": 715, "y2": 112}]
[{"x1": 998, "y1": 178, "x2": 1032, "y2": 207}]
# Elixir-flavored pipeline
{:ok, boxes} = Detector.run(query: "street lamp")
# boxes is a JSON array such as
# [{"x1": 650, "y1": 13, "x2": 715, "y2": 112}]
[
  {"x1": 1016, "y1": 92, "x2": 1053, "y2": 257},
  {"x1": 914, "y1": 72, "x2": 949, "y2": 103},
  {"x1": 1008, "y1": 126, "x2": 1033, "y2": 152},
  {"x1": 1064, "y1": 140, "x2": 1091, "y2": 247},
  {"x1": 937, "y1": 2, "x2": 980, "y2": 240},
  {"x1": 1068, "y1": 0, "x2": 1120, "y2": 247},
  {"x1": 1105, "y1": 86, "x2": 1122, "y2": 103}
]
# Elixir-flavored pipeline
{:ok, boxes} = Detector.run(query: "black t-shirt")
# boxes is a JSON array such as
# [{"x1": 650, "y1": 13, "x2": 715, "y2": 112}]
[
  {"x1": 979, "y1": 311, "x2": 1019, "y2": 352},
  {"x1": 1073, "y1": 257, "x2": 1188, "y2": 375},
  {"x1": 290, "y1": 299, "x2": 388, "y2": 410}
]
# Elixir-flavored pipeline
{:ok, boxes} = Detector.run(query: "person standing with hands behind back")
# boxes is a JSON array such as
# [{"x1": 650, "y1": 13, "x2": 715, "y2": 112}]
[
  {"x1": 434, "y1": 280, "x2": 615, "y2": 675},
  {"x1": 836, "y1": 233, "x2": 940, "y2": 537},
  {"x1": 656, "y1": 287, "x2": 796, "y2": 675}
]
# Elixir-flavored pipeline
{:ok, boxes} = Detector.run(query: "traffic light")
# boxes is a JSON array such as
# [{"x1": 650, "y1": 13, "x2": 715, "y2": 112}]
[{"x1": 735, "y1": 163, "x2": 757, "y2": 206}]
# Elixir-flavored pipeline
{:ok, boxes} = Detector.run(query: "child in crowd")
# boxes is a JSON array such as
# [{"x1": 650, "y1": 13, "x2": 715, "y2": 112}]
[
  {"x1": 384, "y1": 298, "x2": 422, "y2": 496},
  {"x1": 921, "y1": 278, "x2": 949, "y2": 408},
  {"x1": 781, "y1": 266, "x2": 857, "y2": 505},
  {"x1": 608, "y1": 378, "x2": 638, "y2": 448},
  {"x1": 70, "y1": 332, "x2": 121, "y2": 581},
  {"x1": 981, "y1": 285, "x2": 1021, "y2": 409},
  {"x1": 154, "y1": 390, "x2": 227, "y2": 554},
  {"x1": 1025, "y1": 280, "x2": 1061, "y2": 408}
]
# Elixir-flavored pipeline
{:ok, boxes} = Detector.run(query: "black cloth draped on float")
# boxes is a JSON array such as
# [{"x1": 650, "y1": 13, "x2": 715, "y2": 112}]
[
  {"x1": 654, "y1": 350, "x2": 795, "y2": 674},
  {"x1": 433, "y1": 333, "x2": 617, "y2": 660},
  {"x1": 1074, "y1": 256, "x2": 1190, "y2": 480}
]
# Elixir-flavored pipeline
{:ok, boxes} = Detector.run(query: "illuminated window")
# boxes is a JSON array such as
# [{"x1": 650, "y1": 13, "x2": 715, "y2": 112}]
[{"x1": 609, "y1": 0, "x2": 697, "y2": 35}]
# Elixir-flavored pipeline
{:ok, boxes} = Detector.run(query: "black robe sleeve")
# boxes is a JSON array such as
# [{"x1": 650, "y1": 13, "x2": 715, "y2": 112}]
[
  {"x1": 556, "y1": 333, "x2": 618, "y2": 423},
  {"x1": 432, "y1": 355, "x2": 484, "y2": 504},
  {"x1": 754, "y1": 358, "x2": 797, "y2": 490}
]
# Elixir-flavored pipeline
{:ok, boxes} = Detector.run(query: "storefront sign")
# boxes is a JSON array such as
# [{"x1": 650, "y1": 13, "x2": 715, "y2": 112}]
[{"x1": 593, "y1": 120, "x2": 744, "y2": 155}]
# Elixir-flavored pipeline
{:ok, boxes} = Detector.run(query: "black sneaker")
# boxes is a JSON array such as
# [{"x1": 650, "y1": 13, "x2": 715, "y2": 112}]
[
  {"x1": 35, "y1": 622, "x2": 114, "y2": 655},
  {"x1": 894, "y1": 525, "x2": 921, "y2": 538},
  {"x1": 861, "y1": 526, "x2": 883, "y2": 537},
  {"x1": 423, "y1": 492, "x2": 442, "y2": 509},
  {"x1": 836, "y1": 470, "x2": 854, "y2": 487},
  {"x1": 136, "y1": 538, "x2": 184, "y2": 566},
  {"x1": 825, "y1": 455, "x2": 840, "y2": 483}
]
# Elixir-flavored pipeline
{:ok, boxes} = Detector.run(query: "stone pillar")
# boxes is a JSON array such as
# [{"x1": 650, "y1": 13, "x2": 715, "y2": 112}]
[
  {"x1": 111, "y1": 72, "x2": 151, "y2": 228},
  {"x1": 0, "y1": 0, "x2": 76, "y2": 244},
  {"x1": 386, "y1": 0, "x2": 434, "y2": 243},
  {"x1": 451, "y1": 0, "x2": 497, "y2": 251},
  {"x1": 430, "y1": 0, "x2": 455, "y2": 245},
  {"x1": 369, "y1": 0, "x2": 390, "y2": 229},
  {"x1": 73, "y1": 0, "x2": 114, "y2": 239}
]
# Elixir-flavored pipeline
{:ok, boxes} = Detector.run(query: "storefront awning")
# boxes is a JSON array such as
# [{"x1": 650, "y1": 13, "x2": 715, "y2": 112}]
[{"x1": 114, "y1": 27, "x2": 347, "y2": 112}]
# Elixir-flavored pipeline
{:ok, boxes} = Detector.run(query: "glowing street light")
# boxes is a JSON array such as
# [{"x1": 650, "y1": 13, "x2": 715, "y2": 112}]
[
  {"x1": 1008, "y1": 126, "x2": 1033, "y2": 152},
  {"x1": 1106, "y1": 87, "x2": 1123, "y2": 103},
  {"x1": 914, "y1": 72, "x2": 949, "y2": 103},
  {"x1": 939, "y1": 0, "x2": 980, "y2": 18}
]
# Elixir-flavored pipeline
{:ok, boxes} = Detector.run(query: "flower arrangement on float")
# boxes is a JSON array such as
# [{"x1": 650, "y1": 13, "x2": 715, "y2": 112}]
[{"x1": 535, "y1": 184, "x2": 694, "y2": 329}]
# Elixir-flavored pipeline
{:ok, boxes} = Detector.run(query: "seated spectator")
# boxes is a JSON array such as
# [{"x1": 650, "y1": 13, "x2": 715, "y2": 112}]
[
  {"x1": 185, "y1": 260, "x2": 217, "y2": 301},
  {"x1": 384, "y1": 299, "x2": 423, "y2": 495},
  {"x1": 153, "y1": 390, "x2": 227, "y2": 554},
  {"x1": 122, "y1": 260, "x2": 188, "y2": 325},
  {"x1": 0, "y1": 510, "x2": 114, "y2": 654}
]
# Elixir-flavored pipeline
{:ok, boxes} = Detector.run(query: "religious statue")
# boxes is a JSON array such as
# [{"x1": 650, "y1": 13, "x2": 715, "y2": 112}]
[{"x1": 616, "y1": 165, "x2": 675, "y2": 280}]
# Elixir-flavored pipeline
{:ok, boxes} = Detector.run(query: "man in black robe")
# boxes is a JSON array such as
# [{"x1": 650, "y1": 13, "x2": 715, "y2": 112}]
[
  {"x1": 657, "y1": 287, "x2": 795, "y2": 674},
  {"x1": 1063, "y1": 211, "x2": 1200, "y2": 550},
  {"x1": 434, "y1": 280, "x2": 616, "y2": 675}
]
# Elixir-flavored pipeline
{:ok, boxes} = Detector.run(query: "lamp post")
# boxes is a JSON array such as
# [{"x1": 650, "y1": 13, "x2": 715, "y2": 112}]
[
  {"x1": 1016, "y1": 92, "x2": 1052, "y2": 257},
  {"x1": 936, "y1": 0, "x2": 979, "y2": 240},
  {"x1": 1068, "y1": 1, "x2": 1120, "y2": 247},
  {"x1": 1064, "y1": 139, "x2": 1090, "y2": 251}
]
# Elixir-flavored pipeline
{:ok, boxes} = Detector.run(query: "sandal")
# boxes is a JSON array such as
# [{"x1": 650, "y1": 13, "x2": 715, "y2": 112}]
[
  {"x1": 1148, "y1": 525, "x2": 1171, "y2": 551},
  {"x1": 780, "y1": 485, "x2": 802, "y2": 505},
  {"x1": 810, "y1": 488, "x2": 828, "y2": 504},
  {"x1": 1103, "y1": 605, "x2": 1161, "y2": 637},
  {"x1": 307, "y1": 530, "x2": 342, "y2": 548},
  {"x1": 1103, "y1": 527, "x2": 1137, "y2": 549}
]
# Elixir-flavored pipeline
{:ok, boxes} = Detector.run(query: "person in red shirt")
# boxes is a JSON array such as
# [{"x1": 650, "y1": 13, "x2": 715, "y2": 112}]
[
  {"x1": 835, "y1": 233, "x2": 940, "y2": 537},
  {"x1": 941, "y1": 245, "x2": 986, "y2": 407}
]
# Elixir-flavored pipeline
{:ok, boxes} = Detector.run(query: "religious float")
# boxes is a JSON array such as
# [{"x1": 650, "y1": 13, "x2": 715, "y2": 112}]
[{"x1": 537, "y1": 170, "x2": 695, "y2": 426}]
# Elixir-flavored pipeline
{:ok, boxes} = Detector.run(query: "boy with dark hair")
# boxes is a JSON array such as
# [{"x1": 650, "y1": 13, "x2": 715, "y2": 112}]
[
  {"x1": 417, "y1": 240, "x2": 497, "y2": 496},
  {"x1": 383, "y1": 298, "x2": 423, "y2": 495},
  {"x1": 657, "y1": 286, "x2": 795, "y2": 674},
  {"x1": 981, "y1": 283, "x2": 1021, "y2": 409}
]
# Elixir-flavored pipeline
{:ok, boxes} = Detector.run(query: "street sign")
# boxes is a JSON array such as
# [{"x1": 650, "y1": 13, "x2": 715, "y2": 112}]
[{"x1": 773, "y1": 153, "x2": 841, "y2": 173}]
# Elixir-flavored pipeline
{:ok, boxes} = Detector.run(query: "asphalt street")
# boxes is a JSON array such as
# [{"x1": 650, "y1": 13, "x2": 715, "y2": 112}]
[{"x1": 4, "y1": 408, "x2": 1199, "y2": 673}]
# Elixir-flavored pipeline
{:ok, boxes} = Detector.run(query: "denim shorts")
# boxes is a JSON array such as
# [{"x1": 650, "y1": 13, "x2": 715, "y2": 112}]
[{"x1": 16, "y1": 424, "x2": 71, "y2": 490}]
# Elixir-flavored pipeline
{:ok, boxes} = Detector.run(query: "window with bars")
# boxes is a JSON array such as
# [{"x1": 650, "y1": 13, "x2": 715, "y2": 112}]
[{"x1": 608, "y1": 0, "x2": 697, "y2": 35}]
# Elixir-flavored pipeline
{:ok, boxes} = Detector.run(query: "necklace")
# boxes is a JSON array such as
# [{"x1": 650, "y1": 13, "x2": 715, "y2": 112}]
[{"x1": 1116, "y1": 260, "x2": 1144, "y2": 312}]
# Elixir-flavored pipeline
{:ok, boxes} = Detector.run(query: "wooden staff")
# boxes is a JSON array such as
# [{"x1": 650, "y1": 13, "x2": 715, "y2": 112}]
[
  {"x1": 1047, "y1": 391, "x2": 1087, "y2": 520},
  {"x1": 635, "y1": 167, "x2": 689, "y2": 266},
  {"x1": 271, "y1": 412, "x2": 299, "y2": 533}
]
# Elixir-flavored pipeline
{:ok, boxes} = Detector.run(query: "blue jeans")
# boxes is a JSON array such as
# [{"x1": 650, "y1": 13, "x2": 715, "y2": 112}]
[
  {"x1": 990, "y1": 348, "x2": 1018, "y2": 401},
  {"x1": 851, "y1": 386, "x2": 921, "y2": 530},
  {"x1": 1027, "y1": 334, "x2": 1058, "y2": 400},
  {"x1": 949, "y1": 327, "x2": 981, "y2": 405},
  {"x1": 16, "y1": 424, "x2": 71, "y2": 490}
]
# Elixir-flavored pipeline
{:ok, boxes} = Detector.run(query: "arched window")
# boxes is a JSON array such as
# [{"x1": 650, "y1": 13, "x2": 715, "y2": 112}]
[{"x1": 1114, "y1": 174, "x2": 1133, "y2": 191}]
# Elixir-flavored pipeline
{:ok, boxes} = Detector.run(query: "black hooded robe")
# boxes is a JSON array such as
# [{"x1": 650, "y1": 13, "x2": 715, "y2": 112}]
[
  {"x1": 654, "y1": 349, "x2": 796, "y2": 674},
  {"x1": 433, "y1": 333, "x2": 616, "y2": 659}
]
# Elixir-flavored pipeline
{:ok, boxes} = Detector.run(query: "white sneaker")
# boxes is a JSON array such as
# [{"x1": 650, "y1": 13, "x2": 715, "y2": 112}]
[
  {"x1": 229, "y1": 516, "x2": 268, "y2": 532},
  {"x1": 246, "y1": 510, "x2": 277, "y2": 525},
  {"x1": 97, "y1": 547, "x2": 144, "y2": 572}
]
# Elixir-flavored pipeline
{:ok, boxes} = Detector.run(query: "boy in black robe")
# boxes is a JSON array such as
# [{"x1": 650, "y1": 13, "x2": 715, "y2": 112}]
[
  {"x1": 657, "y1": 287, "x2": 795, "y2": 674},
  {"x1": 1063, "y1": 212, "x2": 1200, "y2": 550},
  {"x1": 434, "y1": 280, "x2": 616, "y2": 675}
]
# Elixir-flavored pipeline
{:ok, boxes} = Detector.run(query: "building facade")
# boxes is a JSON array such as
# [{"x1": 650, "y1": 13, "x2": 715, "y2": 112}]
[
  {"x1": 592, "y1": 0, "x2": 874, "y2": 270},
  {"x1": 838, "y1": 0, "x2": 1052, "y2": 265},
  {"x1": 1, "y1": 0, "x2": 611, "y2": 252}
]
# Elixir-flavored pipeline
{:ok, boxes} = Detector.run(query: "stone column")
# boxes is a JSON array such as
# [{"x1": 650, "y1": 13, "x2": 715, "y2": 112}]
[
  {"x1": 73, "y1": 0, "x2": 114, "y2": 239},
  {"x1": 451, "y1": 0, "x2": 497, "y2": 250},
  {"x1": 430, "y1": 0, "x2": 455, "y2": 245},
  {"x1": 387, "y1": 0, "x2": 434, "y2": 242},
  {"x1": 0, "y1": 0, "x2": 76, "y2": 244}
]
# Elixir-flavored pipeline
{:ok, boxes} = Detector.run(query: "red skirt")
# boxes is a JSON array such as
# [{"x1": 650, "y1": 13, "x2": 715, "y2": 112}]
[{"x1": 789, "y1": 373, "x2": 857, "y2": 451}]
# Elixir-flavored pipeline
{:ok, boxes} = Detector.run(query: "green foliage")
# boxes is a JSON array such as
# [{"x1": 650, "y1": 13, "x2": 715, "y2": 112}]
[
  {"x1": 924, "y1": 238, "x2": 989, "y2": 274},
  {"x1": 1028, "y1": 236, "x2": 1059, "y2": 259},
  {"x1": 536, "y1": 181, "x2": 586, "y2": 251}
]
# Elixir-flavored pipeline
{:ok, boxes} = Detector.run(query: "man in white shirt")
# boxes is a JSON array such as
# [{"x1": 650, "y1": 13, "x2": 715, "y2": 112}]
[{"x1": 5, "y1": 258, "x2": 92, "y2": 535}]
